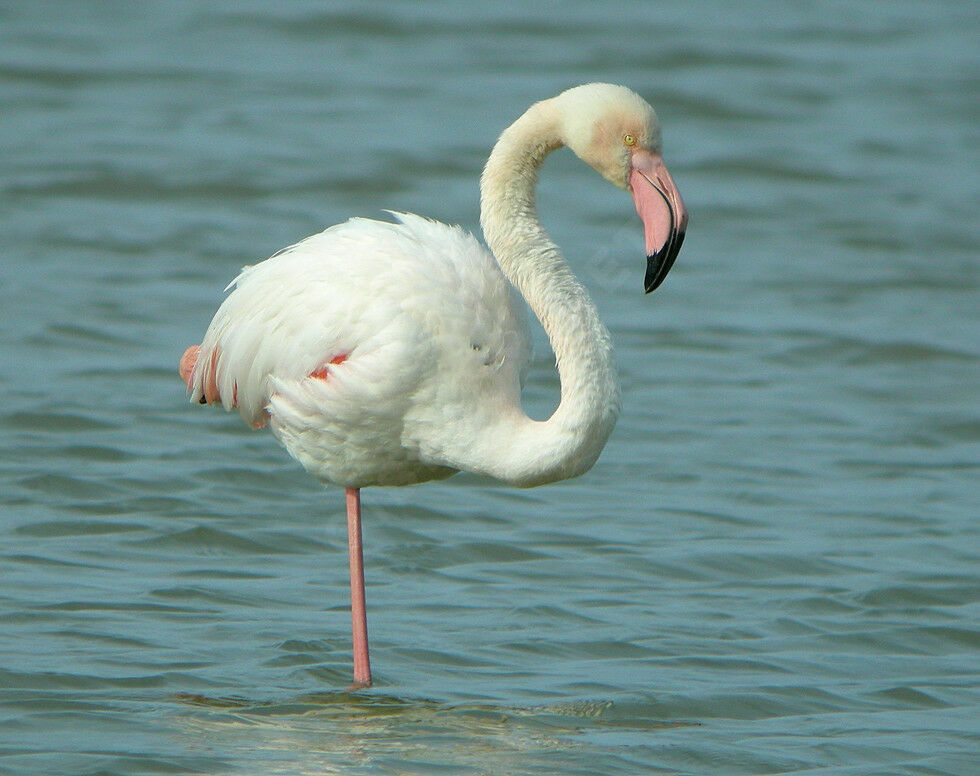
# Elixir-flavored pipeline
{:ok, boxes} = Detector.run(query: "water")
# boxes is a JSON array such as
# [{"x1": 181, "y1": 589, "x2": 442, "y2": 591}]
[{"x1": 1, "y1": 1, "x2": 977, "y2": 773}]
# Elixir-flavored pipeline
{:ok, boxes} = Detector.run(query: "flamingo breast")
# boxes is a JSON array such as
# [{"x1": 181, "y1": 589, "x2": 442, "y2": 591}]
[{"x1": 189, "y1": 212, "x2": 531, "y2": 488}]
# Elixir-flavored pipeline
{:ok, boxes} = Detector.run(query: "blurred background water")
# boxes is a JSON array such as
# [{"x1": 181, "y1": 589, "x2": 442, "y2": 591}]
[{"x1": 1, "y1": 1, "x2": 978, "y2": 774}]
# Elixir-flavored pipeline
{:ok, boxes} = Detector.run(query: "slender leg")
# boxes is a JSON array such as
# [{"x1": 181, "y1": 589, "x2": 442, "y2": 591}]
[{"x1": 346, "y1": 487, "x2": 372, "y2": 686}]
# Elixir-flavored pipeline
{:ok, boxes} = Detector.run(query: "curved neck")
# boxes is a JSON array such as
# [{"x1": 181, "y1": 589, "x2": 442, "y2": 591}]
[{"x1": 476, "y1": 100, "x2": 620, "y2": 486}]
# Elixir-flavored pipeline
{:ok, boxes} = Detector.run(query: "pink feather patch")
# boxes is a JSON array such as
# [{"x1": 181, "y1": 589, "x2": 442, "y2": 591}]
[{"x1": 309, "y1": 353, "x2": 349, "y2": 380}]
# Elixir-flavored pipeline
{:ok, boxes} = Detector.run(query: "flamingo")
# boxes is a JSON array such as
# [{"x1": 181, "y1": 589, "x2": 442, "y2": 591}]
[{"x1": 179, "y1": 83, "x2": 687, "y2": 687}]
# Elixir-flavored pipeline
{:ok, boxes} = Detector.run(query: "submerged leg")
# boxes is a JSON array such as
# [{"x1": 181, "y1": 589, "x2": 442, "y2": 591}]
[{"x1": 346, "y1": 487, "x2": 372, "y2": 686}]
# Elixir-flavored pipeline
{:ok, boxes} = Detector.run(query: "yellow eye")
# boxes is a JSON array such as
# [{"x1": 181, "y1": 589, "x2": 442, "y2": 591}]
[{"x1": 623, "y1": 134, "x2": 637, "y2": 147}]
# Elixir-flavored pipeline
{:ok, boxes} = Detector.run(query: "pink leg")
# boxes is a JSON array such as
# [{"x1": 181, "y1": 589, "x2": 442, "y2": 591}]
[{"x1": 346, "y1": 487, "x2": 372, "y2": 686}]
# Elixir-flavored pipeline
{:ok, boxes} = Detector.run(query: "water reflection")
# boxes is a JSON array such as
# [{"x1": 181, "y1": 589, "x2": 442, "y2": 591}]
[{"x1": 174, "y1": 690, "x2": 684, "y2": 775}]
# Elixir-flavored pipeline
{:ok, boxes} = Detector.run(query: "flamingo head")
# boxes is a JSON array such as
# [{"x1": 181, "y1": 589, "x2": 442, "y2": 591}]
[{"x1": 556, "y1": 83, "x2": 688, "y2": 293}]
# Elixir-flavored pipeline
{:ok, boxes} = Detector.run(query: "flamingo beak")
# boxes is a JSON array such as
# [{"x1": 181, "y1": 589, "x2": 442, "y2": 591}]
[{"x1": 629, "y1": 149, "x2": 688, "y2": 293}]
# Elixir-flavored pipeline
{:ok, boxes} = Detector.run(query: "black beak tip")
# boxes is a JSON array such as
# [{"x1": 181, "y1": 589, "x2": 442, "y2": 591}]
[
  {"x1": 643, "y1": 267, "x2": 660, "y2": 294},
  {"x1": 644, "y1": 251, "x2": 674, "y2": 293},
  {"x1": 643, "y1": 229, "x2": 686, "y2": 294},
  {"x1": 643, "y1": 255, "x2": 663, "y2": 294}
]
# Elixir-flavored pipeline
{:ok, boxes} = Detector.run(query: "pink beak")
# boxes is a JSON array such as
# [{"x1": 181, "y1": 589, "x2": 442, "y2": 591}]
[{"x1": 629, "y1": 149, "x2": 688, "y2": 292}]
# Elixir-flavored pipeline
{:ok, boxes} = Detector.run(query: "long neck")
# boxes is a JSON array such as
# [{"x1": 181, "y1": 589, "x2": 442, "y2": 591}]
[{"x1": 476, "y1": 100, "x2": 620, "y2": 487}]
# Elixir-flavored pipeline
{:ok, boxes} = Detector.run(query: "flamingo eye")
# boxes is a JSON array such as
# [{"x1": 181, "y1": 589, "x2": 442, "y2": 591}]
[{"x1": 623, "y1": 134, "x2": 637, "y2": 147}]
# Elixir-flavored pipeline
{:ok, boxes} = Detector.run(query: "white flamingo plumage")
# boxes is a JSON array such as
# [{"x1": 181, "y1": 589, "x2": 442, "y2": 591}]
[{"x1": 179, "y1": 83, "x2": 687, "y2": 686}]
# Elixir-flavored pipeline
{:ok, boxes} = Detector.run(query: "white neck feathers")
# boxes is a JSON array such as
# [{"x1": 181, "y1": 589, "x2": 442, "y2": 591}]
[{"x1": 474, "y1": 97, "x2": 620, "y2": 486}]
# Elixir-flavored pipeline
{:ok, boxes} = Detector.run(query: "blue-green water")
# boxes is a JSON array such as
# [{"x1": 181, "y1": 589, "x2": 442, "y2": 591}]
[{"x1": 1, "y1": 2, "x2": 978, "y2": 774}]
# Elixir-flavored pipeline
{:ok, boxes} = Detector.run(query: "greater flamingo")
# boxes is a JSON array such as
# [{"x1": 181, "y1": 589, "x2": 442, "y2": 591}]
[{"x1": 179, "y1": 83, "x2": 687, "y2": 687}]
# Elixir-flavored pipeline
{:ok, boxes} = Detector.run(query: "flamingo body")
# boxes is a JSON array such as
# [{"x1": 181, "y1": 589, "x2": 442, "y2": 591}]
[{"x1": 190, "y1": 213, "x2": 530, "y2": 487}]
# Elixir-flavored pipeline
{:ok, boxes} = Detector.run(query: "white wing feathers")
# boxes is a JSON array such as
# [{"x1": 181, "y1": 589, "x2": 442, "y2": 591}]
[{"x1": 188, "y1": 213, "x2": 530, "y2": 486}]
